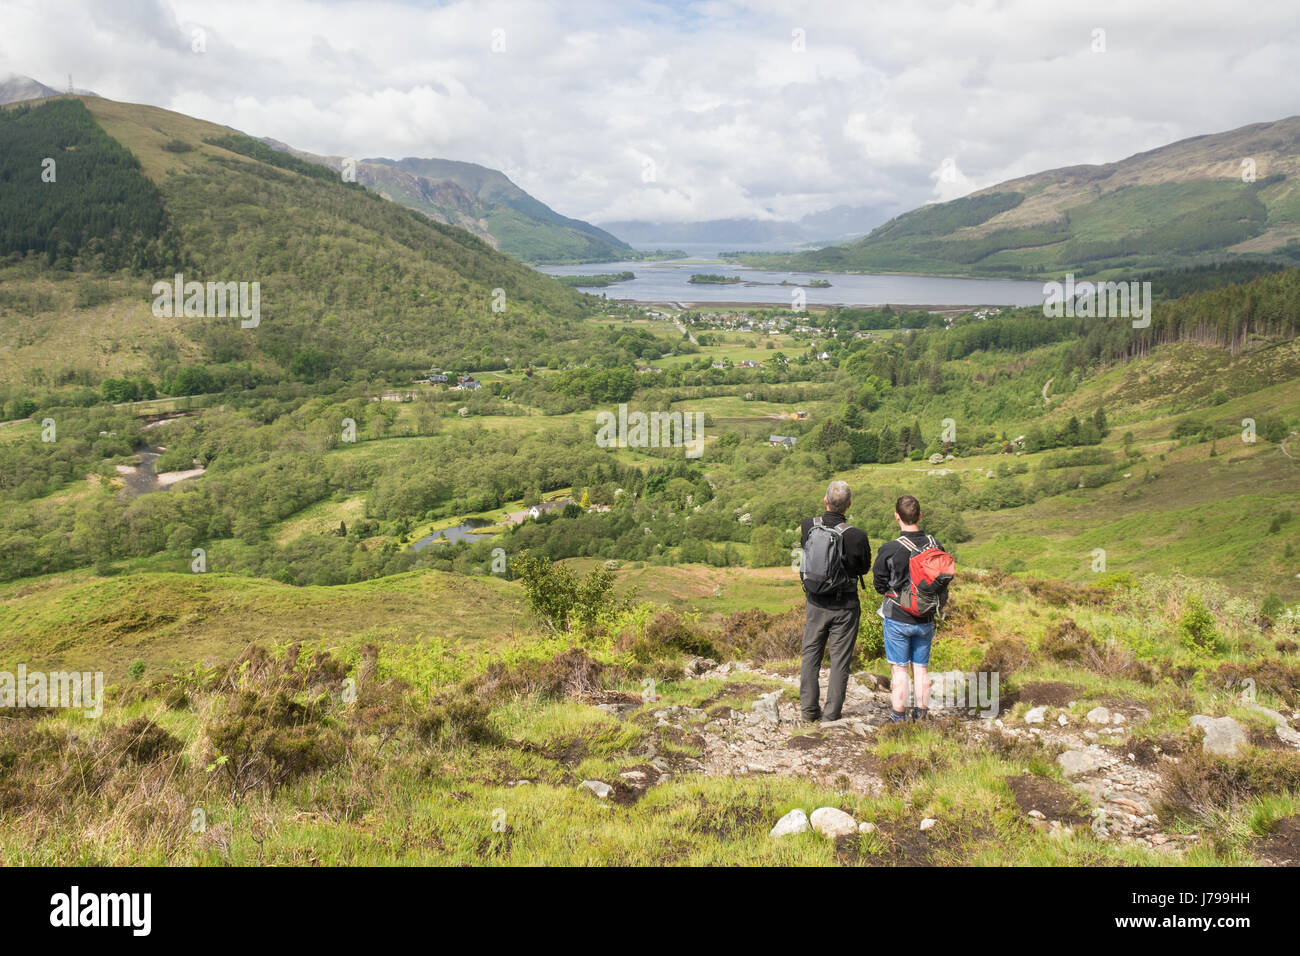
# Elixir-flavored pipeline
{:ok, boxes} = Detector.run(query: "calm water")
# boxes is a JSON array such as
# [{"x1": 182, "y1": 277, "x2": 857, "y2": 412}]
[
  {"x1": 411, "y1": 519, "x2": 497, "y2": 550},
  {"x1": 538, "y1": 248, "x2": 1046, "y2": 308}
]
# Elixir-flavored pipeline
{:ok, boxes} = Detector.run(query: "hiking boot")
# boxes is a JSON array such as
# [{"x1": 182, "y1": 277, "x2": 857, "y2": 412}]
[
  {"x1": 911, "y1": 707, "x2": 929, "y2": 721},
  {"x1": 889, "y1": 708, "x2": 908, "y2": 722}
]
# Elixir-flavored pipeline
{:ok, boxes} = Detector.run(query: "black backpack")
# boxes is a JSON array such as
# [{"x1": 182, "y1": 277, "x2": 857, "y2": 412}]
[{"x1": 801, "y1": 517, "x2": 851, "y2": 598}]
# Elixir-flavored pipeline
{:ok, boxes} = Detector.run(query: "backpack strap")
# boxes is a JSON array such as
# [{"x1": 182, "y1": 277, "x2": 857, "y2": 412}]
[
  {"x1": 896, "y1": 535, "x2": 921, "y2": 553},
  {"x1": 926, "y1": 534, "x2": 937, "y2": 549},
  {"x1": 834, "y1": 522, "x2": 849, "y2": 533}
]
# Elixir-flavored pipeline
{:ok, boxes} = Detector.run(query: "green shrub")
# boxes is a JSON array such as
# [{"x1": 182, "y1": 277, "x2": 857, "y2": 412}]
[
  {"x1": 857, "y1": 614, "x2": 884, "y2": 662},
  {"x1": 510, "y1": 550, "x2": 629, "y2": 634},
  {"x1": 1177, "y1": 595, "x2": 1221, "y2": 654},
  {"x1": 205, "y1": 689, "x2": 346, "y2": 794}
]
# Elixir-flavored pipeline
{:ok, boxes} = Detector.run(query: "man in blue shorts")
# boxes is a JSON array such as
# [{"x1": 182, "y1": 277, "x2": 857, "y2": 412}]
[{"x1": 872, "y1": 494, "x2": 943, "y2": 721}]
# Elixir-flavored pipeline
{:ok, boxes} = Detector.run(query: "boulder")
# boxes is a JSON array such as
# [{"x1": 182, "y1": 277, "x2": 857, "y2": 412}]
[
  {"x1": 1086, "y1": 707, "x2": 1111, "y2": 725},
  {"x1": 1024, "y1": 705, "x2": 1048, "y2": 725},
  {"x1": 810, "y1": 807, "x2": 858, "y2": 839},
  {"x1": 770, "y1": 808, "x2": 810, "y2": 838},
  {"x1": 1190, "y1": 715, "x2": 1247, "y2": 757}
]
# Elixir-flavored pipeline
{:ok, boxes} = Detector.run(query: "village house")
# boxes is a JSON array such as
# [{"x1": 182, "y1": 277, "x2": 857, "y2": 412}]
[
  {"x1": 769, "y1": 435, "x2": 797, "y2": 449},
  {"x1": 526, "y1": 498, "x2": 573, "y2": 520}
]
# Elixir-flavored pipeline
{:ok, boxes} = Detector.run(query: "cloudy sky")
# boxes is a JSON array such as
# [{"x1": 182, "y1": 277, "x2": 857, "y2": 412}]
[{"x1": 2, "y1": 0, "x2": 1296, "y2": 226}]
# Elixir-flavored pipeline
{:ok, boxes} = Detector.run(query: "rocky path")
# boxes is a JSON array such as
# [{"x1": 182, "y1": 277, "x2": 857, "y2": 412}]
[{"x1": 585, "y1": 657, "x2": 1300, "y2": 859}]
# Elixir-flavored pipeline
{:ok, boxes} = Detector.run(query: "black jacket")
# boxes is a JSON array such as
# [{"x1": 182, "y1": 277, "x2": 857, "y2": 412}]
[
  {"x1": 873, "y1": 530, "x2": 943, "y2": 623},
  {"x1": 799, "y1": 511, "x2": 871, "y2": 609}
]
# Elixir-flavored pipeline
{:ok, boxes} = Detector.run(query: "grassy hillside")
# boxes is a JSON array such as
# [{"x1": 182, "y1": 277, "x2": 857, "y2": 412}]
[
  {"x1": 0, "y1": 569, "x2": 524, "y2": 680},
  {"x1": 741, "y1": 115, "x2": 1300, "y2": 278},
  {"x1": 0, "y1": 96, "x2": 608, "y2": 389},
  {"x1": 3, "y1": 567, "x2": 1299, "y2": 865}
]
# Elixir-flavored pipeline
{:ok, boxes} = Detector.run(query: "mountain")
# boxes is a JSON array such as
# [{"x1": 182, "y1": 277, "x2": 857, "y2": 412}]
[
  {"x1": 0, "y1": 95, "x2": 605, "y2": 382},
  {"x1": 741, "y1": 116, "x2": 1300, "y2": 277},
  {"x1": 0, "y1": 72, "x2": 96, "y2": 104},
  {"x1": 255, "y1": 141, "x2": 634, "y2": 264},
  {"x1": 601, "y1": 203, "x2": 895, "y2": 249}
]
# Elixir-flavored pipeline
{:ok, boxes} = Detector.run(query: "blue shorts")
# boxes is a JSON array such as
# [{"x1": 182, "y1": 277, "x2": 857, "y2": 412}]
[{"x1": 883, "y1": 616, "x2": 934, "y2": 666}]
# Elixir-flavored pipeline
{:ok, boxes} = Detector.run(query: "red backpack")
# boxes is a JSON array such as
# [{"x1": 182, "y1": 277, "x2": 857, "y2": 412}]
[{"x1": 888, "y1": 535, "x2": 955, "y2": 618}]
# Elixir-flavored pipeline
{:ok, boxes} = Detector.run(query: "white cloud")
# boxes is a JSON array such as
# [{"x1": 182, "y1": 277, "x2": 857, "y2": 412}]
[
  {"x1": 843, "y1": 112, "x2": 923, "y2": 166},
  {"x1": 0, "y1": 0, "x2": 1296, "y2": 224}
]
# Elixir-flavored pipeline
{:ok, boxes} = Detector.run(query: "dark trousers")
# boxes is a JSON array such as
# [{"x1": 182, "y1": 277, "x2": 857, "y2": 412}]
[{"x1": 800, "y1": 601, "x2": 861, "y2": 721}]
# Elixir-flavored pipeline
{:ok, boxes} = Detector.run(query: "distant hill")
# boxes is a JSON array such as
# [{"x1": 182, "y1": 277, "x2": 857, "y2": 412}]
[
  {"x1": 741, "y1": 116, "x2": 1300, "y2": 278},
  {"x1": 258, "y1": 141, "x2": 635, "y2": 264},
  {"x1": 0, "y1": 72, "x2": 97, "y2": 104},
  {"x1": 0, "y1": 95, "x2": 603, "y2": 382},
  {"x1": 602, "y1": 203, "x2": 895, "y2": 248}
]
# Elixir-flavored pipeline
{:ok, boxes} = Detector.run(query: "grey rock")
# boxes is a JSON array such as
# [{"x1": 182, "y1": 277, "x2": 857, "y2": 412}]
[
  {"x1": 1086, "y1": 707, "x2": 1111, "y2": 725},
  {"x1": 1057, "y1": 748, "x2": 1111, "y2": 778},
  {"x1": 579, "y1": 779, "x2": 613, "y2": 799},
  {"x1": 1190, "y1": 715, "x2": 1248, "y2": 757},
  {"x1": 819, "y1": 717, "x2": 862, "y2": 732},
  {"x1": 1024, "y1": 706, "x2": 1048, "y2": 725},
  {"x1": 752, "y1": 691, "x2": 782, "y2": 724},
  {"x1": 770, "y1": 808, "x2": 810, "y2": 838}
]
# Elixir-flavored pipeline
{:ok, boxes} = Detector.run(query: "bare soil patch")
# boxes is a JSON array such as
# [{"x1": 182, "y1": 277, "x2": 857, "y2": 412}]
[
  {"x1": 1256, "y1": 815, "x2": 1300, "y2": 866},
  {"x1": 1007, "y1": 681, "x2": 1082, "y2": 708},
  {"x1": 1005, "y1": 774, "x2": 1091, "y2": 827}
]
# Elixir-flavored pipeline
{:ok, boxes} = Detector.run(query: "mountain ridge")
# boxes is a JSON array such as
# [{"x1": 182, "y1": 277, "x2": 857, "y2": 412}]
[
  {"x1": 737, "y1": 115, "x2": 1300, "y2": 278},
  {"x1": 258, "y1": 140, "x2": 635, "y2": 264}
]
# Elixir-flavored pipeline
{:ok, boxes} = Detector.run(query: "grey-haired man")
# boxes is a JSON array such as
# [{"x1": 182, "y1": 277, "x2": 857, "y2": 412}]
[{"x1": 797, "y1": 480, "x2": 871, "y2": 722}]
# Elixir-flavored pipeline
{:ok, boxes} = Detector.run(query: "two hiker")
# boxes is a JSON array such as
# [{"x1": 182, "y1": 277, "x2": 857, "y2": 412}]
[{"x1": 799, "y1": 483, "x2": 952, "y2": 724}]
